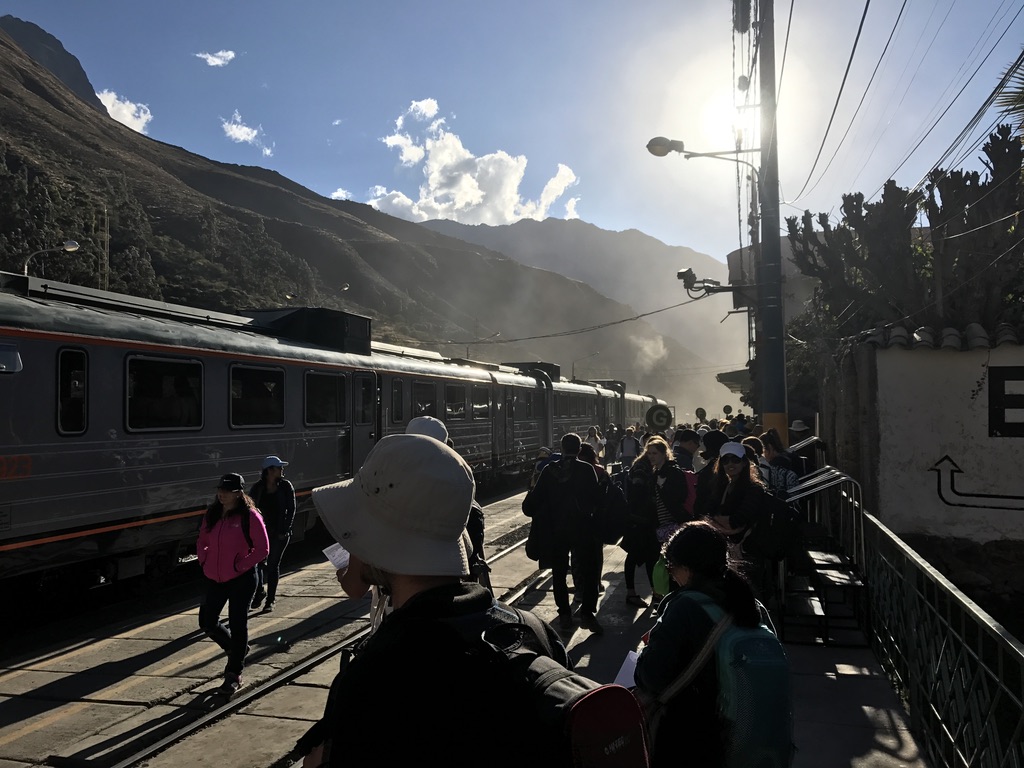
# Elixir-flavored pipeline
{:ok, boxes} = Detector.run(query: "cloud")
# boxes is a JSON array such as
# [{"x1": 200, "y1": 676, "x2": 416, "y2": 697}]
[
  {"x1": 195, "y1": 50, "x2": 235, "y2": 67},
  {"x1": 332, "y1": 119, "x2": 343, "y2": 126},
  {"x1": 329, "y1": 188, "x2": 351, "y2": 200},
  {"x1": 395, "y1": 98, "x2": 439, "y2": 130},
  {"x1": 564, "y1": 197, "x2": 580, "y2": 219},
  {"x1": 221, "y1": 110, "x2": 274, "y2": 157},
  {"x1": 371, "y1": 100, "x2": 579, "y2": 226},
  {"x1": 97, "y1": 89, "x2": 153, "y2": 134}
]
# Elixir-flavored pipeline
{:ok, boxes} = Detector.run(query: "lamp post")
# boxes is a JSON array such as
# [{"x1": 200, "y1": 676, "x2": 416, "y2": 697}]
[
  {"x1": 647, "y1": 139, "x2": 785, "y2": 433},
  {"x1": 23, "y1": 240, "x2": 80, "y2": 276},
  {"x1": 571, "y1": 351, "x2": 600, "y2": 382}
]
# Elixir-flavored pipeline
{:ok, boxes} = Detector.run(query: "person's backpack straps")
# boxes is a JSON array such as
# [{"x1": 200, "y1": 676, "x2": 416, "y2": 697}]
[
  {"x1": 655, "y1": 593, "x2": 733, "y2": 706},
  {"x1": 241, "y1": 507, "x2": 255, "y2": 551}
]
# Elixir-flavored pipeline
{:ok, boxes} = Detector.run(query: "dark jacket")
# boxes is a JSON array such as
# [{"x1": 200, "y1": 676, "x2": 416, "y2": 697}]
[
  {"x1": 323, "y1": 582, "x2": 567, "y2": 767},
  {"x1": 712, "y1": 477, "x2": 768, "y2": 535},
  {"x1": 522, "y1": 457, "x2": 601, "y2": 563},
  {"x1": 249, "y1": 478, "x2": 296, "y2": 536},
  {"x1": 653, "y1": 459, "x2": 692, "y2": 526},
  {"x1": 693, "y1": 461, "x2": 718, "y2": 519},
  {"x1": 634, "y1": 584, "x2": 731, "y2": 767}
]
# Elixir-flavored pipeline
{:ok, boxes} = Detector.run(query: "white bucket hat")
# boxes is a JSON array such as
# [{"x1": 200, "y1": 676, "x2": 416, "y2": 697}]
[
  {"x1": 405, "y1": 415, "x2": 449, "y2": 443},
  {"x1": 312, "y1": 434, "x2": 475, "y2": 576}
]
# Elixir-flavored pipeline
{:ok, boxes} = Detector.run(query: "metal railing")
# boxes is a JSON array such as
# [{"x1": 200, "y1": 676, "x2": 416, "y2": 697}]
[
  {"x1": 863, "y1": 512, "x2": 1024, "y2": 768},
  {"x1": 782, "y1": 443, "x2": 1024, "y2": 768}
]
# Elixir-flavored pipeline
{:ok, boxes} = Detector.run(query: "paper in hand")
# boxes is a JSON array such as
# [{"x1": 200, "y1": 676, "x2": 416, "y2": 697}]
[{"x1": 323, "y1": 542, "x2": 351, "y2": 570}]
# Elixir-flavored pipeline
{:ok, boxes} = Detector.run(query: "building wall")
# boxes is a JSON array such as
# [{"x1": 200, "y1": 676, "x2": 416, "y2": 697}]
[{"x1": 874, "y1": 345, "x2": 1024, "y2": 542}]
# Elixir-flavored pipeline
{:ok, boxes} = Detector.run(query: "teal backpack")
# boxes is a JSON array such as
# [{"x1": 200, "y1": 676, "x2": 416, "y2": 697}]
[{"x1": 651, "y1": 591, "x2": 795, "y2": 767}]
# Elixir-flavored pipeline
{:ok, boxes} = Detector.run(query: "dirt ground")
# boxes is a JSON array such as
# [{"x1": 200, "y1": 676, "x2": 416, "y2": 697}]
[{"x1": 900, "y1": 534, "x2": 1024, "y2": 642}]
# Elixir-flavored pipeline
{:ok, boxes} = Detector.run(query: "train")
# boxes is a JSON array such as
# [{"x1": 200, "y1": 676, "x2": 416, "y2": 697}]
[{"x1": 0, "y1": 271, "x2": 669, "y2": 586}]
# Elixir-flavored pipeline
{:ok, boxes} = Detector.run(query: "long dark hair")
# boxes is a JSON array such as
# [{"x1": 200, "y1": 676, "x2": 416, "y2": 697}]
[
  {"x1": 760, "y1": 428, "x2": 785, "y2": 454},
  {"x1": 710, "y1": 451, "x2": 765, "y2": 500},
  {"x1": 203, "y1": 490, "x2": 257, "y2": 532},
  {"x1": 663, "y1": 521, "x2": 759, "y2": 626}
]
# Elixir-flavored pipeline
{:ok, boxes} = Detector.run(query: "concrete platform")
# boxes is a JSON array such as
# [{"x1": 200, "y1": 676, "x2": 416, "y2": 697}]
[{"x1": 0, "y1": 491, "x2": 930, "y2": 767}]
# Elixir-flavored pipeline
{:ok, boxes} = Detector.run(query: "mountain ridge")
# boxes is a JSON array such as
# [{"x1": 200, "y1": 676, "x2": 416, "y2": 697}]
[{"x1": 0, "y1": 16, "x2": 739, "y2": 414}]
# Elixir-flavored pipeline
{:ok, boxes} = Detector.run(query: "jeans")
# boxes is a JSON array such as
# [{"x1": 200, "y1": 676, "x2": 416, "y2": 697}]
[
  {"x1": 256, "y1": 533, "x2": 291, "y2": 602},
  {"x1": 199, "y1": 568, "x2": 257, "y2": 677}
]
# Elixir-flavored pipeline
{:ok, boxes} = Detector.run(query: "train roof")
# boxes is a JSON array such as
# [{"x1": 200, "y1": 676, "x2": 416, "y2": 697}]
[{"x1": 0, "y1": 272, "x2": 625, "y2": 392}]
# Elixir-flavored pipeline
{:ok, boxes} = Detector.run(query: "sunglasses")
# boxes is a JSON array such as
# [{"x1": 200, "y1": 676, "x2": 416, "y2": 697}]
[{"x1": 719, "y1": 455, "x2": 745, "y2": 465}]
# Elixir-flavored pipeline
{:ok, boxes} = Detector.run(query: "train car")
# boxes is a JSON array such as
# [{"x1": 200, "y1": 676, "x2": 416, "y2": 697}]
[{"x1": 0, "y1": 272, "x2": 669, "y2": 587}]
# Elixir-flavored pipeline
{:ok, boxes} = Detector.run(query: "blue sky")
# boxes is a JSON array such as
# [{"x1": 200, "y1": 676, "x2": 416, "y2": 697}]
[{"x1": 4, "y1": 1, "x2": 1022, "y2": 262}]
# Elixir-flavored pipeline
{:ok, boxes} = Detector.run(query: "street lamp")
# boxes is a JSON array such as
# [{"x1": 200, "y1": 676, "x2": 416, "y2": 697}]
[
  {"x1": 571, "y1": 351, "x2": 600, "y2": 382},
  {"x1": 647, "y1": 132, "x2": 787, "y2": 439},
  {"x1": 23, "y1": 240, "x2": 80, "y2": 276}
]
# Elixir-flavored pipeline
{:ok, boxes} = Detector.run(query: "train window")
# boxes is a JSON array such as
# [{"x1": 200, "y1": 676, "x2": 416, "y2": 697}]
[
  {"x1": 57, "y1": 348, "x2": 87, "y2": 435},
  {"x1": 445, "y1": 384, "x2": 467, "y2": 420},
  {"x1": 127, "y1": 357, "x2": 203, "y2": 431},
  {"x1": 557, "y1": 394, "x2": 569, "y2": 417},
  {"x1": 305, "y1": 372, "x2": 347, "y2": 425},
  {"x1": 230, "y1": 365, "x2": 284, "y2": 428},
  {"x1": 354, "y1": 375, "x2": 373, "y2": 425},
  {"x1": 412, "y1": 381, "x2": 437, "y2": 418},
  {"x1": 391, "y1": 379, "x2": 405, "y2": 424},
  {"x1": 0, "y1": 343, "x2": 22, "y2": 373},
  {"x1": 472, "y1": 385, "x2": 490, "y2": 419}
]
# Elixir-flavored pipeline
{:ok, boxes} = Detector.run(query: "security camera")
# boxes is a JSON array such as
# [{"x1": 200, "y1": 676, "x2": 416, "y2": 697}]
[{"x1": 677, "y1": 268, "x2": 697, "y2": 290}]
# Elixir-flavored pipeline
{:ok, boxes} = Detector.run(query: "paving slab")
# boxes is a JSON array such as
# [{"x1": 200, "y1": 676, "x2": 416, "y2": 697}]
[
  {"x1": 0, "y1": 668, "x2": 204, "y2": 705},
  {"x1": 239, "y1": 681, "x2": 328, "y2": 722},
  {"x1": 0, "y1": 695, "x2": 145, "y2": 763},
  {"x1": 52, "y1": 704, "x2": 186, "y2": 764},
  {"x1": 141, "y1": 710, "x2": 303, "y2": 768}
]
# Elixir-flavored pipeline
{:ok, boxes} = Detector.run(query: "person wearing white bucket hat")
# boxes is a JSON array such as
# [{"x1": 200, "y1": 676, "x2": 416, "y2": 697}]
[{"x1": 298, "y1": 434, "x2": 569, "y2": 766}]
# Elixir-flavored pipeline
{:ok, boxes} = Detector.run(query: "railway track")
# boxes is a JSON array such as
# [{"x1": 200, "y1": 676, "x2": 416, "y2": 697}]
[
  {"x1": 0, "y1": 493, "x2": 552, "y2": 768},
  {"x1": 109, "y1": 530, "x2": 549, "y2": 768}
]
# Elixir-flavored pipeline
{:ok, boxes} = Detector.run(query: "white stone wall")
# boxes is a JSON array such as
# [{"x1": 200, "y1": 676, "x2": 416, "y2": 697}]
[{"x1": 875, "y1": 345, "x2": 1024, "y2": 542}]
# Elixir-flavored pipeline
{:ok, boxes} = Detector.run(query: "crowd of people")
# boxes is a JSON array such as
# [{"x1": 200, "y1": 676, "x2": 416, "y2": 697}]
[{"x1": 193, "y1": 412, "x2": 808, "y2": 766}]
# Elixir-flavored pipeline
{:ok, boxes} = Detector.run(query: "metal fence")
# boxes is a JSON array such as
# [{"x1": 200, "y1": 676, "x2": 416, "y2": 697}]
[
  {"x1": 783, "y1": 443, "x2": 1024, "y2": 768},
  {"x1": 863, "y1": 512, "x2": 1024, "y2": 768}
]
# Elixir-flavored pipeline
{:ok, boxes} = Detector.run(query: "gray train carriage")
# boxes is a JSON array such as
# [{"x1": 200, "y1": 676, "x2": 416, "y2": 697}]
[{"x1": 0, "y1": 273, "x2": 540, "y2": 584}]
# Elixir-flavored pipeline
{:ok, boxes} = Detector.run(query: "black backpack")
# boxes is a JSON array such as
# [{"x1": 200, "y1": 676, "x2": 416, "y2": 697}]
[
  {"x1": 741, "y1": 492, "x2": 802, "y2": 560},
  {"x1": 594, "y1": 475, "x2": 629, "y2": 545},
  {"x1": 445, "y1": 604, "x2": 650, "y2": 767}
]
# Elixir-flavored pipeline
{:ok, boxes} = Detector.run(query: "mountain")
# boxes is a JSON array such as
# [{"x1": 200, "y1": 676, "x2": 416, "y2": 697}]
[
  {"x1": 0, "y1": 16, "x2": 105, "y2": 113},
  {"x1": 0, "y1": 18, "x2": 740, "y2": 417},
  {"x1": 420, "y1": 218, "x2": 745, "y2": 371}
]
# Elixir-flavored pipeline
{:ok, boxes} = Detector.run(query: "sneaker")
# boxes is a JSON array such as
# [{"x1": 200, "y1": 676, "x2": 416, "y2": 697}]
[
  {"x1": 557, "y1": 610, "x2": 574, "y2": 631},
  {"x1": 578, "y1": 611, "x2": 604, "y2": 635},
  {"x1": 219, "y1": 674, "x2": 242, "y2": 695},
  {"x1": 263, "y1": 600, "x2": 275, "y2": 613},
  {"x1": 251, "y1": 588, "x2": 266, "y2": 610}
]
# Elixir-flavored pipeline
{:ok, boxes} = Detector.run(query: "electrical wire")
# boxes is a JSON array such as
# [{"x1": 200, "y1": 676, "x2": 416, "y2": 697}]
[
  {"x1": 441, "y1": 296, "x2": 705, "y2": 346},
  {"x1": 866, "y1": 3, "x2": 1024, "y2": 202},
  {"x1": 789, "y1": 0, "x2": 910, "y2": 203},
  {"x1": 787, "y1": 0, "x2": 873, "y2": 204}
]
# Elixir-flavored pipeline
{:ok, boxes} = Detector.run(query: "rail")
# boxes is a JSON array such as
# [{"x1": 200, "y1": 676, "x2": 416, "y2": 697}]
[
  {"x1": 862, "y1": 512, "x2": 1024, "y2": 768},
  {"x1": 783, "y1": 444, "x2": 1024, "y2": 768}
]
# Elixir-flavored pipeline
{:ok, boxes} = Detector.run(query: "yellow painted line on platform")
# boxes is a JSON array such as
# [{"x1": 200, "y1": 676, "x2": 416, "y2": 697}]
[{"x1": 0, "y1": 595, "x2": 343, "y2": 749}]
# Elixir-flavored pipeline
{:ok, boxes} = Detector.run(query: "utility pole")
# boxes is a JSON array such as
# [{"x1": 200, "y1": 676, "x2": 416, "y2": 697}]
[{"x1": 756, "y1": 0, "x2": 789, "y2": 442}]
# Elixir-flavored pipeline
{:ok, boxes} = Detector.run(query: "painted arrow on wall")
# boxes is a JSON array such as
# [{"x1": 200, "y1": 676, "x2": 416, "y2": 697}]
[{"x1": 931, "y1": 455, "x2": 1024, "y2": 510}]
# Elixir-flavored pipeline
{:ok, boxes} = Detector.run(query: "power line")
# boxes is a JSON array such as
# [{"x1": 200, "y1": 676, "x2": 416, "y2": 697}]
[
  {"x1": 788, "y1": 0, "x2": 910, "y2": 204},
  {"x1": 866, "y1": 3, "x2": 1024, "y2": 203},
  {"x1": 440, "y1": 296, "x2": 706, "y2": 346},
  {"x1": 788, "y1": 0, "x2": 874, "y2": 203}
]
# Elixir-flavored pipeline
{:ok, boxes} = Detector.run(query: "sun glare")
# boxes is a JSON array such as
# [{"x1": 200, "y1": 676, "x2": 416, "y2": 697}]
[{"x1": 698, "y1": 90, "x2": 744, "y2": 149}]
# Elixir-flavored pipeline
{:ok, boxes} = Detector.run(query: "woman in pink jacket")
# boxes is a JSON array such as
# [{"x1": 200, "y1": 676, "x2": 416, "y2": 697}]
[{"x1": 197, "y1": 473, "x2": 270, "y2": 693}]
